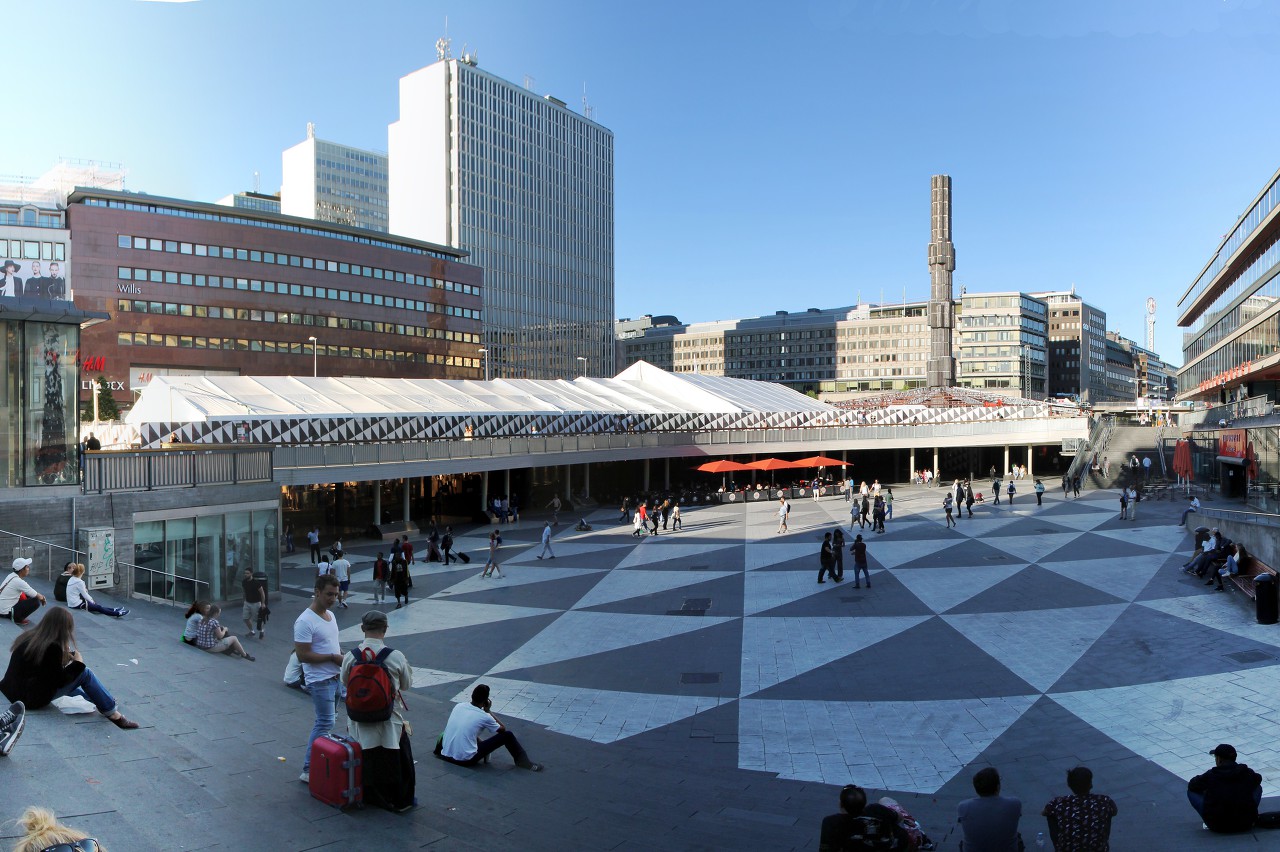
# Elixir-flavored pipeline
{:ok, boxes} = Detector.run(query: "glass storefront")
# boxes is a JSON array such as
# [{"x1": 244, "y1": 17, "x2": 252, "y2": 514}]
[
  {"x1": 0, "y1": 320, "x2": 80, "y2": 487},
  {"x1": 133, "y1": 502, "x2": 278, "y2": 603}
]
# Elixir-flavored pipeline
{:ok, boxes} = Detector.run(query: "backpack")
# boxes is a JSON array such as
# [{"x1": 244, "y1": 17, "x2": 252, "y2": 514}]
[
  {"x1": 844, "y1": 807, "x2": 904, "y2": 850},
  {"x1": 345, "y1": 647, "x2": 395, "y2": 723}
]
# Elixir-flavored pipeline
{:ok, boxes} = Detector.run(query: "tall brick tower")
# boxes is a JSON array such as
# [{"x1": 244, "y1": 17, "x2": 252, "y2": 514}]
[{"x1": 927, "y1": 175, "x2": 956, "y2": 388}]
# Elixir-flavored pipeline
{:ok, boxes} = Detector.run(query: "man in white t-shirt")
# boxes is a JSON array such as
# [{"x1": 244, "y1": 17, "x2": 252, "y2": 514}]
[
  {"x1": 330, "y1": 550, "x2": 351, "y2": 609},
  {"x1": 435, "y1": 683, "x2": 541, "y2": 771},
  {"x1": 0, "y1": 559, "x2": 46, "y2": 625},
  {"x1": 294, "y1": 574, "x2": 344, "y2": 783},
  {"x1": 315, "y1": 555, "x2": 331, "y2": 580}
]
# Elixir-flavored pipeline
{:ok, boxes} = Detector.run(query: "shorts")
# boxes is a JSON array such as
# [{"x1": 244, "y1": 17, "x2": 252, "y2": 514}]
[
  {"x1": 204, "y1": 636, "x2": 235, "y2": 654},
  {"x1": 339, "y1": 580, "x2": 350, "y2": 592},
  {"x1": 242, "y1": 601, "x2": 262, "y2": 623}
]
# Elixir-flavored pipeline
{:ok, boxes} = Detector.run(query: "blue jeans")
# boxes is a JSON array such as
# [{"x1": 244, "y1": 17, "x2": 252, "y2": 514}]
[
  {"x1": 303, "y1": 676, "x2": 339, "y2": 770},
  {"x1": 56, "y1": 666, "x2": 117, "y2": 716},
  {"x1": 1181, "y1": 508, "x2": 1197, "y2": 526}
]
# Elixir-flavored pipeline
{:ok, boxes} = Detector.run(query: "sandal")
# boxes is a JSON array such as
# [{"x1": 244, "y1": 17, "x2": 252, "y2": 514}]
[{"x1": 110, "y1": 714, "x2": 140, "y2": 730}]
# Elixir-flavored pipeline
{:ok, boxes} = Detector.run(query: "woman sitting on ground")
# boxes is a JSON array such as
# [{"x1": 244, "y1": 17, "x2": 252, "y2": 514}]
[
  {"x1": 11, "y1": 805, "x2": 108, "y2": 852},
  {"x1": 0, "y1": 607, "x2": 139, "y2": 729},
  {"x1": 1211, "y1": 544, "x2": 1241, "y2": 592},
  {"x1": 194, "y1": 604, "x2": 255, "y2": 661},
  {"x1": 182, "y1": 601, "x2": 208, "y2": 645},
  {"x1": 66, "y1": 563, "x2": 128, "y2": 618}
]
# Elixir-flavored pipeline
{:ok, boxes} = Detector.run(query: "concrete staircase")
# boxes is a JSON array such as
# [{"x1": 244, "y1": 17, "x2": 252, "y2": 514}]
[{"x1": 1086, "y1": 424, "x2": 1163, "y2": 489}]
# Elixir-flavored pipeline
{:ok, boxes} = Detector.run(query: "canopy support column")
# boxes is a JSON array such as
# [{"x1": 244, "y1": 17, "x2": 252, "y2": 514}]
[{"x1": 372, "y1": 481, "x2": 381, "y2": 526}]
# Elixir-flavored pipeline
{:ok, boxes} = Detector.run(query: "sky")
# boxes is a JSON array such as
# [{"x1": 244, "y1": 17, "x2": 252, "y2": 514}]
[{"x1": 9, "y1": 0, "x2": 1280, "y2": 368}]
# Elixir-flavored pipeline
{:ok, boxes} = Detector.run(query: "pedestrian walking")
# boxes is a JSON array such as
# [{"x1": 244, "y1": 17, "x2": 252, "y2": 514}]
[
  {"x1": 850, "y1": 534, "x2": 871, "y2": 587},
  {"x1": 859, "y1": 494, "x2": 871, "y2": 529},
  {"x1": 944, "y1": 493, "x2": 956, "y2": 527},
  {"x1": 1006, "y1": 480, "x2": 1016, "y2": 504},
  {"x1": 965, "y1": 482, "x2": 975, "y2": 517},
  {"x1": 777, "y1": 496, "x2": 790, "y2": 534},
  {"x1": 1127, "y1": 486, "x2": 1138, "y2": 520},
  {"x1": 1062, "y1": 474, "x2": 1071, "y2": 498},
  {"x1": 832, "y1": 529, "x2": 845, "y2": 581},
  {"x1": 817, "y1": 533, "x2": 837, "y2": 584},
  {"x1": 1072, "y1": 475, "x2": 1082, "y2": 498},
  {"x1": 872, "y1": 497, "x2": 886, "y2": 534},
  {"x1": 537, "y1": 522, "x2": 555, "y2": 560},
  {"x1": 671, "y1": 503, "x2": 682, "y2": 531},
  {"x1": 885, "y1": 487, "x2": 894, "y2": 520},
  {"x1": 992, "y1": 476, "x2": 1002, "y2": 505},
  {"x1": 1034, "y1": 479, "x2": 1044, "y2": 505},
  {"x1": 482, "y1": 530, "x2": 505, "y2": 578}
]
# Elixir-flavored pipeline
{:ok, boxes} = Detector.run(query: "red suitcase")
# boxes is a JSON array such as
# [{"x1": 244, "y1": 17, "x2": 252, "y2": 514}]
[{"x1": 309, "y1": 732, "x2": 363, "y2": 809}]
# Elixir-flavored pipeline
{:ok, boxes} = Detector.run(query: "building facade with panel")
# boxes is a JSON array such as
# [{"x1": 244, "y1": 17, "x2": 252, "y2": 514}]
[
  {"x1": 1034, "y1": 290, "x2": 1109, "y2": 402},
  {"x1": 389, "y1": 58, "x2": 615, "y2": 379},
  {"x1": 1176, "y1": 166, "x2": 1280, "y2": 404},
  {"x1": 957, "y1": 291, "x2": 1047, "y2": 397},
  {"x1": 66, "y1": 188, "x2": 483, "y2": 404},
  {"x1": 281, "y1": 126, "x2": 389, "y2": 233}
]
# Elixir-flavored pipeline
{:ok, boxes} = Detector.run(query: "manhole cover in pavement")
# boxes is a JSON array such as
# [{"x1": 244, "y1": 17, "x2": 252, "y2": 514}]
[
  {"x1": 1226, "y1": 650, "x2": 1274, "y2": 664},
  {"x1": 681, "y1": 672, "x2": 720, "y2": 684},
  {"x1": 983, "y1": 555, "x2": 1009, "y2": 561}
]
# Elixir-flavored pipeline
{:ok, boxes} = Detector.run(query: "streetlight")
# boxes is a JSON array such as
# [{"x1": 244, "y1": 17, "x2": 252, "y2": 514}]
[
  {"x1": 308, "y1": 336, "x2": 318, "y2": 377},
  {"x1": 477, "y1": 347, "x2": 490, "y2": 382},
  {"x1": 576, "y1": 356, "x2": 587, "y2": 377}
]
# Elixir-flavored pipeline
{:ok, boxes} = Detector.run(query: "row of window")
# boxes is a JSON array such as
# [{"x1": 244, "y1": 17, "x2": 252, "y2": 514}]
[
  {"x1": 116, "y1": 234, "x2": 479, "y2": 296},
  {"x1": 1183, "y1": 230, "x2": 1280, "y2": 361},
  {"x1": 1182, "y1": 172, "x2": 1280, "y2": 316},
  {"x1": 3, "y1": 239, "x2": 66, "y2": 261},
  {"x1": 84, "y1": 196, "x2": 462, "y2": 260},
  {"x1": 116, "y1": 266, "x2": 481, "y2": 322},
  {"x1": 0, "y1": 208, "x2": 64, "y2": 228},
  {"x1": 114, "y1": 330, "x2": 481, "y2": 369},
  {"x1": 114, "y1": 298, "x2": 481, "y2": 345}
]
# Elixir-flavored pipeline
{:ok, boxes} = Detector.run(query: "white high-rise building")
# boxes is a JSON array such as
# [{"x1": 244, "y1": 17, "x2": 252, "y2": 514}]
[
  {"x1": 388, "y1": 56, "x2": 615, "y2": 379},
  {"x1": 281, "y1": 124, "x2": 389, "y2": 233}
]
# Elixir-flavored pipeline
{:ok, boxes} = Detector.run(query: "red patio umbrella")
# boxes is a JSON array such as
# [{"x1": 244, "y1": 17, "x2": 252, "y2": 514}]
[
  {"x1": 791, "y1": 455, "x2": 847, "y2": 468},
  {"x1": 744, "y1": 457, "x2": 800, "y2": 486},
  {"x1": 696, "y1": 459, "x2": 752, "y2": 490}
]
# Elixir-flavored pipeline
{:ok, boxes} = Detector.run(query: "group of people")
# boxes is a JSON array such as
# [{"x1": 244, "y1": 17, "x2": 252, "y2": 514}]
[
  {"x1": 490, "y1": 494, "x2": 521, "y2": 524},
  {"x1": 1183, "y1": 527, "x2": 1241, "y2": 592},
  {"x1": 849, "y1": 489, "x2": 891, "y2": 534},
  {"x1": 1117, "y1": 486, "x2": 1142, "y2": 521},
  {"x1": 630, "y1": 497, "x2": 681, "y2": 536},
  {"x1": 824, "y1": 748, "x2": 1266, "y2": 851},
  {"x1": 292, "y1": 573, "x2": 542, "y2": 814},
  {"x1": 818, "y1": 529, "x2": 872, "y2": 588}
]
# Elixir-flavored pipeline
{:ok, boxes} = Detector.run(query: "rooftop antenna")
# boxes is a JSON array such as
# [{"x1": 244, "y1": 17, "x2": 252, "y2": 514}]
[
  {"x1": 435, "y1": 17, "x2": 452, "y2": 60},
  {"x1": 1145, "y1": 297, "x2": 1157, "y2": 351},
  {"x1": 582, "y1": 82, "x2": 594, "y2": 120},
  {"x1": 252, "y1": 171, "x2": 260, "y2": 193},
  {"x1": 306, "y1": 121, "x2": 315, "y2": 139}
]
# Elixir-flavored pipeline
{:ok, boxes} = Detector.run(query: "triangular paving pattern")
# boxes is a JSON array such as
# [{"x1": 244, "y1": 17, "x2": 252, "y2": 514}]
[
  {"x1": 982, "y1": 533, "x2": 1083, "y2": 564},
  {"x1": 894, "y1": 537, "x2": 1028, "y2": 570},
  {"x1": 572, "y1": 569, "x2": 738, "y2": 610},
  {"x1": 1037, "y1": 554, "x2": 1168, "y2": 602},
  {"x1": 1036, "y1": 509, "x2": 1121, "y2": 532},
  {"x1": 751, "y1": 617, "x2": 1039, "y2": 701},
  {"x1": 944, "y1": 565, "x2": 1126, "y2": 614},
  {"x1": 1050, "y1": 666, "x2": 1280, "y2": 787},
  {"x1": 980, "y1": 518, "x2": 1078, "y2": 536},
  {"x1": 457, "y1": 676, "x2": 734, "y2": 744},
  {"x1": 858, "y1": 538, "x2": 963, "y2": 570},
  {"x1": 745, "y1": 543, "x2": 828, "y2": 571},
  {"x1": 949, "y1": 515, "x2": 1027, "y2": 538},
  {"x1": 340, "y1": 600, "x2": 560, "y2": 641},
  {"x1": 433, "y1": 566, "x2": 607, "y2": 598},
  {"x1": 943, "y1": 604, "x2": 1128, "y2": 692},
  {"x1": 612, "y1": 541, "x2": 742, "y2": 570},
  {"x1": 1050, "y1": 605, "x2": 1280, "y2": 692},
  {"x1": 738, "y1": 694, "x2": 1039, "y2": 792},
  {"x1": 739, "y1": 616, "x2": 930, "y2": 696},
  {"x1": 751, "y1": 570, "x2": 932, "y2": 619},
  {"x1": 891, "y1": 563, "x2": 1028, "y2": 615},
  {"x1": 1040, "y1": 532, "x2": 1165, "y2": 562},
  {"x1": 503, "y1": 540, "x2": 638, "y2": 564},
  {"x1": 743, "y1": 569, "x2": 854, "y2": 616},
  {"x1": 1092, "y1": 525, "x2": 1190, "y2": 555},
  {"x1": 1138, "y1": 596, "x2": 1280, "y2": 651},
  {"x1": 429, "y1": 570, "x2": 610, "y2": 611},
  {"x1": 409, "y1": 666, "x2": 477, "y2": 689},
  {"x1": 486, "y1": 611, "x2": 736, "y2": 674}
]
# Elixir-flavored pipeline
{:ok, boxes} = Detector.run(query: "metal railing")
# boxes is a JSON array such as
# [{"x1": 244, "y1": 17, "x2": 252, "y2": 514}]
[
  {"x1": 1064, "y1": 415, "x2": 1114, "y2": 484},
  {"x1": 0, "y1": 527, "x2": 207, "y2": 605},
  {"x1": 0, "y1": 528, "x2": 84, "y2": 584},
  {"x1": 83, "y1": 446, "x2": 273, "y2": 494},
  {"x1": 1196, "y1": 395, "x2": 1274, "y2": 426}
]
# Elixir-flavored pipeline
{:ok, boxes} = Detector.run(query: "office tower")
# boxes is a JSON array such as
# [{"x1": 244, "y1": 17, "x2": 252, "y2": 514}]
[
  {"x1": 1033, "y1": 289, "x2": 1108, "y2": 403},
  {"x1": 281, "y1": 124, "x2": 389, "y2": 233},
  {"x1": 927, "y1": 175, "x2": 956, "y2": 387},
  {"x1": 388, "y1": 54, "x2": 615, "y2": 379}
]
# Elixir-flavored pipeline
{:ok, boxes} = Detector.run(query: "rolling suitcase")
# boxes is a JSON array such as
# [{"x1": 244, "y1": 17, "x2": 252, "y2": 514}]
[
  {"x1": 458, "y1": 551, "x2": 471, "y2": 563},
  {"x1": 309, "y1": 732, "x2": 363, "y2": 809}
]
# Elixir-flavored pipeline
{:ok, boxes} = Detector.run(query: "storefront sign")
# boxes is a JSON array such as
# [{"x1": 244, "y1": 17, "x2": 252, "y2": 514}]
[
  {"x1": 1219, "y1": 428, "x2": 1246, "y2": 459},
  {"x1": 1198, "y1": 360, "x2": 1252, "y2": 394}
]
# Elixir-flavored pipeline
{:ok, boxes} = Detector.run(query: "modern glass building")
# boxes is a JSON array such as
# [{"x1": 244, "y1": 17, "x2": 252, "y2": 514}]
[
  {"x1": 389, "y1": 57, "x2": 615, "y2": 379},
  {"x1": 282, "y1": 125, "x2": 389, "y2": 233}
]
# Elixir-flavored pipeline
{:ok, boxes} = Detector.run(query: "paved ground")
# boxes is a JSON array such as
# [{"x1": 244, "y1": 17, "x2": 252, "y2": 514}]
[{"x1": 2, "y1": 483, "x2": 1278, "y2": 850}]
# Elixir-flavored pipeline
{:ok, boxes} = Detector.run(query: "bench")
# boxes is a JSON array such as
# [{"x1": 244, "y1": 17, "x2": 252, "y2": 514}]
[{"x1": 1228, "y1": 550, "x2": 1278, "y2": 600}]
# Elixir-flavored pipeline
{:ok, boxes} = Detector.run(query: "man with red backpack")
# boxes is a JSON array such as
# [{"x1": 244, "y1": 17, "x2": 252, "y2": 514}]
[{"x1": 339, "y1": 610, "x2": 415, "y2": 812}]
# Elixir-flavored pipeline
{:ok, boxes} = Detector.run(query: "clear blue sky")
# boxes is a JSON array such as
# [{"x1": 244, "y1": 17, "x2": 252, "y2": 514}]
[{"x1": 11, "y1": 1, "x2": 1280, "y2": 368}]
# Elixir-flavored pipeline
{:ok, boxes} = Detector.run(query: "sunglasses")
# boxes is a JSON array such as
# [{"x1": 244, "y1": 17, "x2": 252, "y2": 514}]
[{"x1": 42, "y1": 841, "x2": 100, "y2": 852}]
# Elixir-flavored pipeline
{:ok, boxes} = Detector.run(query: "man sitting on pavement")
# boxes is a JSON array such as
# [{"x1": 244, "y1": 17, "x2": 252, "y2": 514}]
[
  {"x1": 1181, "y1": 496, "x2": 1201, "y2": 527},
  {"x1": 1041, "y1": 766, "x2": 1118, "y2": 851},
  {"x1": 0, "y1": 559, "x2": 46, "y2": 625},
  {"x1": 957, "y1": 766, "x2": 1023, "y2": 852},
  {"x1": 818, "y1": 784, "x2": 915, "y2": 851},
  {"x1": 435, "y1": 683, "x2": 542, "y2": 771},
  {"x1": 1187, "y1": 743, "x2": 1263, "y2": 833}
]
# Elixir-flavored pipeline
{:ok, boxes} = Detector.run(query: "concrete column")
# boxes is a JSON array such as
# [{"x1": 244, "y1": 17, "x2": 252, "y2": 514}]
[
  {"x1": 1027, "y1": 444, "x2": 1034, "y2": 476},
  {"x1": 663, "y1": 458, "x2": 670, "y2": 490},
  {"x1": 504, "y1": 469, "x2": 511, "y2": 500},
  {"x1": 372, "y1": 480, "x2": 381, "y2": 525},
  {"x1": 403, "y1": 479, "x2": 411, "y2": 526},
  {"x1": 481, "y1": 471, "x2": 489, "y2": 516},
  {"x1": 932, "y1": 447, "x2": 939, "y2": 477},
  {"x1": 643, "y1": 459, "x2": 650, "y2": 492},
  {"x1": 564, "y1": 465, "x2": 572, "y2": 501},
  {"x1": 909, "y1": 448, "x2": 916, "y2": 480},
  {"x1": 583, "y1": 464, "x2": 590, "y2": 499},
  {"x1": 1003, "y1": 445, "x2": 1010, "y2": 476},
  {"x1": 751, "y1": 454, "x2": 757, "y2": 488}
]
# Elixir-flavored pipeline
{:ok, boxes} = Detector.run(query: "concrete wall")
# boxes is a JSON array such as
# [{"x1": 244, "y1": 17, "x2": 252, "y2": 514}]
[{"x1": 1198, "y1": 506, "x2": 1280, "y2": 570}]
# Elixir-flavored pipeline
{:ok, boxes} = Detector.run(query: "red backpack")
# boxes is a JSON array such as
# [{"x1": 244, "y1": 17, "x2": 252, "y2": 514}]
[{"x1": 345, "y1": 647, "x2": 395, "y2": 722}]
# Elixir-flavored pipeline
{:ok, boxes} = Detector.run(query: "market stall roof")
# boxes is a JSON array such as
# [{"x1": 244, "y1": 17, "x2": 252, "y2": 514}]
[{"x1": 125, "y1": 361, "x2": 835, "y2": 426}]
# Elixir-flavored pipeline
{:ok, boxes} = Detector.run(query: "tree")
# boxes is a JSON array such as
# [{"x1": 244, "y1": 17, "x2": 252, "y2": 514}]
[{"x1": 89, "y1": 375, "x2": 121, "y2": 422}]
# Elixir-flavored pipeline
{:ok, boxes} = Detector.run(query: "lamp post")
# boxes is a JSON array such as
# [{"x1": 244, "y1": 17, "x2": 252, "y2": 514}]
[
  {"x1": 477, "y1": 347, "x2": 490, "y2": 382},
  {"x1": 308, "y1": 336, "x2": 318, "y2": 377},
  {"x1": 576, "y1": 356, "x2": 587, "y2": 377}
]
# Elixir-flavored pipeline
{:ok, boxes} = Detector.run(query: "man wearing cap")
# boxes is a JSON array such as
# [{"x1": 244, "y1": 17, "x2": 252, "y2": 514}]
[
  {"x1": 435, "y1": 683, "x2": 542, "y2": 771},
  {"x1": 0, "y1": 559, "x2": 46, "y2": 625},
  {"x1": 340, "y1": 610, "x2": 415, "y2": 812},
  {"x1": 1187, "y1": 744, "x2": 1263, "y2": 833}
]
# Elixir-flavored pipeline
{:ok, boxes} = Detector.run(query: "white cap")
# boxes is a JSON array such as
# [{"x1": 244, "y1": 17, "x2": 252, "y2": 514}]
[{"x1": 11, "y1": 557, "x2": 32, "y2": 572}]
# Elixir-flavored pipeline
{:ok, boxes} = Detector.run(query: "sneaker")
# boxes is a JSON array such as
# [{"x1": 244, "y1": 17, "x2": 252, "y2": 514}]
[
  {"x1": 0, "y1": 702, "x2": 26, "y2": 757},
  {"x1": 299, "y1": 770, "x2": 310, "y2": 783},
  {"x1": 242, "y1": 653, "x2": 256, "y2": 662},
  {"x1": 258, "y1": 630, "x2": 265, "y2": 639}
]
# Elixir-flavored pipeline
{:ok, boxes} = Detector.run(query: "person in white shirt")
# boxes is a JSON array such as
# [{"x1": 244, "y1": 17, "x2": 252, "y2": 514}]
[
  {"x1": 536, "y1": 523, "x2": 555, "y2": 560},
  {"x1": 340, "y1": 610, "x2": 415, "y2": 812},
  {"x1": 0, "y1": 559, "x2": 46, "y2": 625},
  {"x1": 294, "y1": 574, "x2": 344, "y2": 783},
  {"x1": 434, "y1": 683, "x2": 541, "y2": 771},
  {"x1": 315, "y1": 555, "x2": 331, "y2": 580},
  {"x1": 1181, "y1": 496, "x2": 1201, "y2": 527},
  {"x1": 330, "y1": 550, "x2": 352, "y2": 609},
  {"x1": 65, "y1": 563, "x2": 127, "y2": 618}
]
